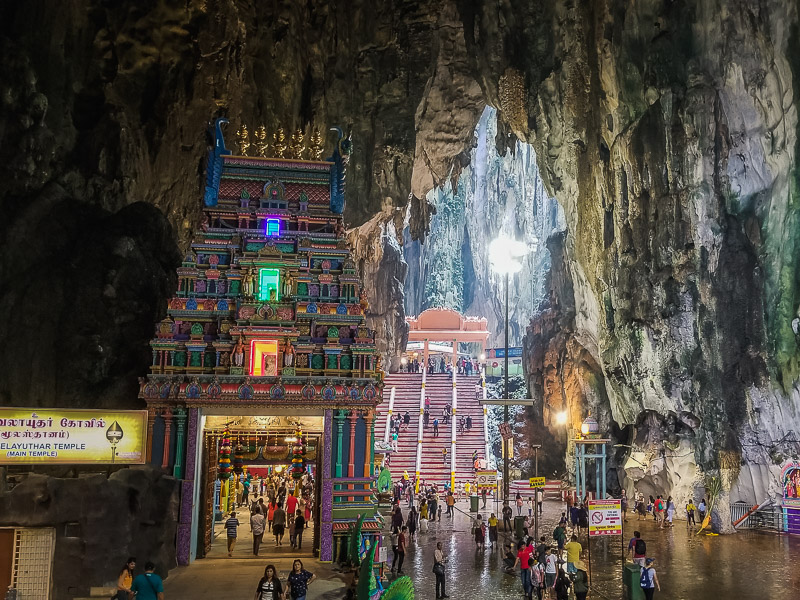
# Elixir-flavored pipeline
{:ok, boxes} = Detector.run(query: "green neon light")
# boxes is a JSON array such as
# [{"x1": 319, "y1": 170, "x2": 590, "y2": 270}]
[{"x1": 258, "y1": 268, "x2": 280, "y2": 302}]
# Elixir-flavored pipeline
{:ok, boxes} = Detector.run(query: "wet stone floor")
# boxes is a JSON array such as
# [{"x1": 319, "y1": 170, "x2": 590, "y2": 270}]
[{"x1": 383, "y1": 498, "x2": 800, "y2": 599}]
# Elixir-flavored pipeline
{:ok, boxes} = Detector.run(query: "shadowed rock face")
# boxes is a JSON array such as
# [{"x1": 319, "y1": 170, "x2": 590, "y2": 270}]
[{"x1": 2, "y1": 0, "x2": 800, "y2": 506}]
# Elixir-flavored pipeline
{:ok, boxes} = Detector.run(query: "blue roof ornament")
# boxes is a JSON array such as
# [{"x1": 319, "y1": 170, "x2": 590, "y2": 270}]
[
  {"x1": 204, "y1": 118, "x2": 232, "y2": 207},
  {"x1": 327, "y1": 126, "x2": 352, "y2": 214}
]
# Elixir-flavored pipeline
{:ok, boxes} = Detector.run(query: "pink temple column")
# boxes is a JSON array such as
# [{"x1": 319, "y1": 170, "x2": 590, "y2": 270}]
[
  {"x1": 161, "y1": 408, "x2": 174, "y2": 470},
  {"x1": 363, "y1": 410, "x2": 374, "y2": 480}
]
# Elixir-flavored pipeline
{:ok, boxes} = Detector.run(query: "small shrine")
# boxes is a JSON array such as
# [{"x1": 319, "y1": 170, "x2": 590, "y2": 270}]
[{"x1": 138, "y1": 118, "x2": 383, "y2": 565}]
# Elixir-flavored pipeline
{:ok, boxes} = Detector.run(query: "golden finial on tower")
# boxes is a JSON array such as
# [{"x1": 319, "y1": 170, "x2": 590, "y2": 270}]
[
  {"x1": 309, "y1": 127, "x2": 323, "y2": 160},
  {"x1": 235, "y1": 124, "x2": 251, "y2": 156},
  {"x1": 289, "y1": 128, "x2": 306, "y2": 159},
  {"x1": 254, "y1": 125, "x2": 269, "y2": 157},
  {"x1": 273, "y1": 127, "x2": 287, "y2": 158}
]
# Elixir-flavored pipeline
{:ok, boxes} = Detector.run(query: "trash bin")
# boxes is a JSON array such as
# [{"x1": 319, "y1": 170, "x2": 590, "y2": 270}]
[
  {"x1": 514, "y1": 515, "x2": 526, "y2": 538},
  {"x1": 622, "y1": 563, "x2": 645, "y2": 600},
  {"x1": 470, "y1": 494, "x2": 479, "y2": 512}
]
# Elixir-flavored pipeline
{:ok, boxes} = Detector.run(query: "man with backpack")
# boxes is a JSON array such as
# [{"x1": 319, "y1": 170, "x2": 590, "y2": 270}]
[
  {"x1": 627, "y1": 531, "x2": 646, "y2": 567},
  {"x1": 654, "y1": 495, "x2": 666, "y2": 528},
  {"x1": 639, "y1": 557, "x2": 660, "y2": 599}
]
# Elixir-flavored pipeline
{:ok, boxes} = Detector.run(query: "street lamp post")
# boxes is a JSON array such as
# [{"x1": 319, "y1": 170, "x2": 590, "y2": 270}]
[{"x1": 489, "y1": 234, "x2": 529, "y2": 502}]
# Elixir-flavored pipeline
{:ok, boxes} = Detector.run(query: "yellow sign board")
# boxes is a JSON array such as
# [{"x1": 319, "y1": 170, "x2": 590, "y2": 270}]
[
  {"x1": 0, "y1": 408, "x2": 148, "y2": 465},
  {"x1": 529, "y1": 476, "x2": 546, "y2": 488}
]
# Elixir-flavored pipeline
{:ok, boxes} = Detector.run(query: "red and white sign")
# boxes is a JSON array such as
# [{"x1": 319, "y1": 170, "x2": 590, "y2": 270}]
[{"x1": 587, "y1": 499, "x2": 622, "y2": 537}]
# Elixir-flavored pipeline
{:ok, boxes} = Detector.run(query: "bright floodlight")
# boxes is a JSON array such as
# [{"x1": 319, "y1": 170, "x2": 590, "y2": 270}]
[
  {"x1": 555, "y1": 411, "x2": 568, "y2": 425},
  {"x1": 400, "y1": 357, "x2": 408, "y2": 365},
  {"x1": 489, "y1": 234, "x2": 529, "y2": 274},
  {"x1": 479, "y1": 353, "x2": 486, "y2": 361}
]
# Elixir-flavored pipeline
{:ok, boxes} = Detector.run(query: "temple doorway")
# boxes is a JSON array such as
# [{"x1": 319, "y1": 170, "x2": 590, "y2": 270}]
[{"x1": 196, "y1": 412, "x2": 324, "y2": 560}]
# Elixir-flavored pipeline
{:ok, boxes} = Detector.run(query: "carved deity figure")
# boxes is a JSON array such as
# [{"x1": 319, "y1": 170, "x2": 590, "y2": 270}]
[
  {"x1": 375, "y1": 354, "x2": 383, "y2": 372},
  {"x1": 309, "y1": 127, "x2": 323, "y2": 160},
  {"x1": 290, "y1": 129, "x2": 305, "y2": 159},
  {"x1": 283, "y1": 339, "x2": 295, "y2": 367},
  {"x1": 242, "y1": 267, "x2": 255, "y2": 300},
  {"x1": 335, "y1": 219, "x2": 346, "y2": 239},
  {"x1": 269, "y1": 288, "x2": 277, "y2": 303},
  {"x1": 273, "y1": 128, "x2": 287, "y2": 158},
  {"x1": 359, "y1": 287, "x2": 370, "y2": 313},
  {"x1": 283, "y1": 273, "x2": 294, "y2": 298},
  {"x1": 236, "y1": 125, "x2": 251, "y2": 156},
  {"x1": 263, "y1": 353, "x2": 277, "y2": 376},
  {"x1": 231, "y1": 337, "x2": 245, "y2": 368},
  {"x1": 255, "y1": 125, "x2": 269, "y2": 157}
]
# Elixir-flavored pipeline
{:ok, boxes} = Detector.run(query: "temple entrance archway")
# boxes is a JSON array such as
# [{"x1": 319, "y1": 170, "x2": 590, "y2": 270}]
[{"x1": 196, "y1": 409, "x2": 324, "y2": 561}]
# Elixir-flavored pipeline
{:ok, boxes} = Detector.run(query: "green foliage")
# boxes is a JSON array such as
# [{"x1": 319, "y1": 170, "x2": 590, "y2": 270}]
[
  {"x1": 357, "y1": 544, "x2": 377, "y2": 600},
  {"x1": 348, "y1": 514, "x2": 365, "y2": 568},
  {"x1": 381, "y1": 576, "x2": 415, "y2": 600}
]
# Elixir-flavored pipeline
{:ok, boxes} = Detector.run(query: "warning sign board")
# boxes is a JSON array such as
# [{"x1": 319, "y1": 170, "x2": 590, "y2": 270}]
[
  {"x1": 588, "y1": 499, "x2": 622, "y2": 536},
  {"x1": 529, "y1": 477, "x2": 546, "y2": 488},
  {"x1": 475, "y1": 470, "x2": 498, "y2": 488}
]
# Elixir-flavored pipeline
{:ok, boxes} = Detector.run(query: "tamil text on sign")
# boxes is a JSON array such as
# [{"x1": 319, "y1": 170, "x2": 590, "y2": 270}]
[
  {"x1": 0, "y1": 408, "x2": 147, "y2": 465},
  {"x1": 587, "y1": 499, "x2": 622, "y2": 536}
]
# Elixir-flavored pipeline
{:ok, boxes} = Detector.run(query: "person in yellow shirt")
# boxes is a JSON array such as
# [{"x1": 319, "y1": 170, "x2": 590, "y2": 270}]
[
  {"x1": 488, "y1": 513, "x2": 499, "y2": 549},
  {"x1": 465, "y1": 481, "x2": 471, "y2": 495},
  {"x1": 116, "y1": 557, "x2": 136, "y2": 600},
  {"x1": 564, "y1": 534, "x2": 583, "y2": 574},
  {"x1": 686, "y1": 499, "x2": 697, "y2": 528}
]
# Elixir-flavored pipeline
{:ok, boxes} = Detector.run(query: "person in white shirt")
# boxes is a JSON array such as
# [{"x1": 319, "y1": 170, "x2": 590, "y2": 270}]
[
  {"x1": 545, "y1": 547, "x2": 558, "y2": 590},
  {"x1": 433, "y1": 541, "x2": 449, "y2": 599},
  {"x1": 250, "y1": 509, "x2": 266, "y2": 556}
]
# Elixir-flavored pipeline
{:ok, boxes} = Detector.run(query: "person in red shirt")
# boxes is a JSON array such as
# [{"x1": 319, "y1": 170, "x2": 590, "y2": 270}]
[
  {"x1": 513, "y1": 541, "x2": 533, "y2": 600},
  {"x1": 286, "y1": 492, "x2": 298, "y2": 517}
]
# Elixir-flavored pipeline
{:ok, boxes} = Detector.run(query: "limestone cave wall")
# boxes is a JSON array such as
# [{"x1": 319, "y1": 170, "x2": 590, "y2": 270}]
[{"x1": 3, "y1": 0, "x2": 800, "y2": 512}]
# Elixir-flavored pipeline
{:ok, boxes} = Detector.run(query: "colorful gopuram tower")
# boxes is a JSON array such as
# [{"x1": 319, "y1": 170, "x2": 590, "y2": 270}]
[{"x1": 138, "y1": 118, "x2": 383, "y2": 565}]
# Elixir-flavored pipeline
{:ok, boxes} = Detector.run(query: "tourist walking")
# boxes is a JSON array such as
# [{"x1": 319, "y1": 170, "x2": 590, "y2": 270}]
[
  {"x1": 267, "y1": 499, "x2": 277, "y2": 531},
  {"x1": 442, "y1": 447, "x2": 448, "y2": 465},
  {"x1": 254, "y1": 564, "x2": 284, "y2": 600},
  {"x1": 686, "y1": 499, "x2": 696, "y2": 527},
  {"x1": 390, "y1": 527, "x2": 400, "y2": 572},
  {"x1": 391, "y1": 506, "x2": 404, "y2": 531},
  {"x1": 573, "y1": 560, "x2": 589, "y2": 600},
  {"x1": 396, "y1": 526, "x2": 408, "y2": 574},
  {"x1": 286, "y1": 559, "x2": 316, "y2": 600},
  {"x1": 516, "y1": 493, "x2": 524, "y2": 515},
  {"x1": 433, "y1": 541, "x2": 449, "y2": 598},
  {"x1": 531, "y1": 560, "x2": 544, "y2": 600},
  {"x1": 488, "y1": 513, "x2": 499, "y2": 549},
  {"x1": 273, "y1": 502, "x2": 286, "y2": 546},
  {"x1": 513, "y1": 541, "x2": 533, "y2": 600},
  {"x1": 466, "y1": 415, "x2": 473, "y2": 430},
  {"x1": 294, "y1": 509, "x2": 306, "y2": 549},
  {"x1": 553, "y1": 569, "x2": 571, "y2": 600},
  {"x1": 564, "y1": 534, "x2": 582, "y2": 573},
  {"x1": 130, "y1": 562, "x2": 164, "y2": 600},
  {"x1": 537, "y1": 488, "x2": 544, "y2": 514},
  {"x1": 433, "y1": 418, "x2": 439, "y2": 437},
  {"x1": 115, "y1": 557, "x2": 136, "y2": 600},
  {"x1": 544, "y1": 547, "x2": 558, "y2": 591},
  {"x1": 225, "y1": 511, "x2": 240, "y2": 557},
  {"x1": 698, "y1": 498, "x2": 707, "y2": 523},
  {"x1": 502, "y1": 501, "x2": 513, "y2": 532},
  {"x1": 627, "y1": 530, "x2": 646, "y2": 567},
  {"x1": 403, "y1": 411, "x2": 410, "y2": 430},
  {"x1": 553, "y1": 522, "x2": 567, "y2": 551},
  {"x1": 666, "y1": 496, "x2": 675, "y2": 526},
  {"x1": 407, "y1": 506, "x2": 418, "y2": 540},
  {"x1": 639, "y1": 557, "x2": 660, "y2": 599},
  {"x1": 446, "y1": 491, "x2": 455, "y2": 517},
  {"x1": 473, "y1": 514, "x2": 486, "y2": 548},
  {"x1": 250, "y1": 507, "x2": 266, "y2": 555},
  {"x1": 481, "y1": 486, "x2": 488, "y2": 509}
]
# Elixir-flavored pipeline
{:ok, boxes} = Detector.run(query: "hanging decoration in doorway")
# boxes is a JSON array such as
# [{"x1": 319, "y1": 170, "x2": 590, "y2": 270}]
[
  {"x1": 233, "y1": 440, "x2": 245, "y2": 474},
  {"x1": 218, "y1": 429, "x2": 232, "y2": 480},
  {"x1": 291, "y1": 425, "x2": 305, "y2": 481}
]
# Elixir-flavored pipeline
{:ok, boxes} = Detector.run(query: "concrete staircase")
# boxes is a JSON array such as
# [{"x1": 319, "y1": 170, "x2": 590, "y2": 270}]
[{"x1": 377, "y1": 373, "x2": 487, "y2": 487}]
